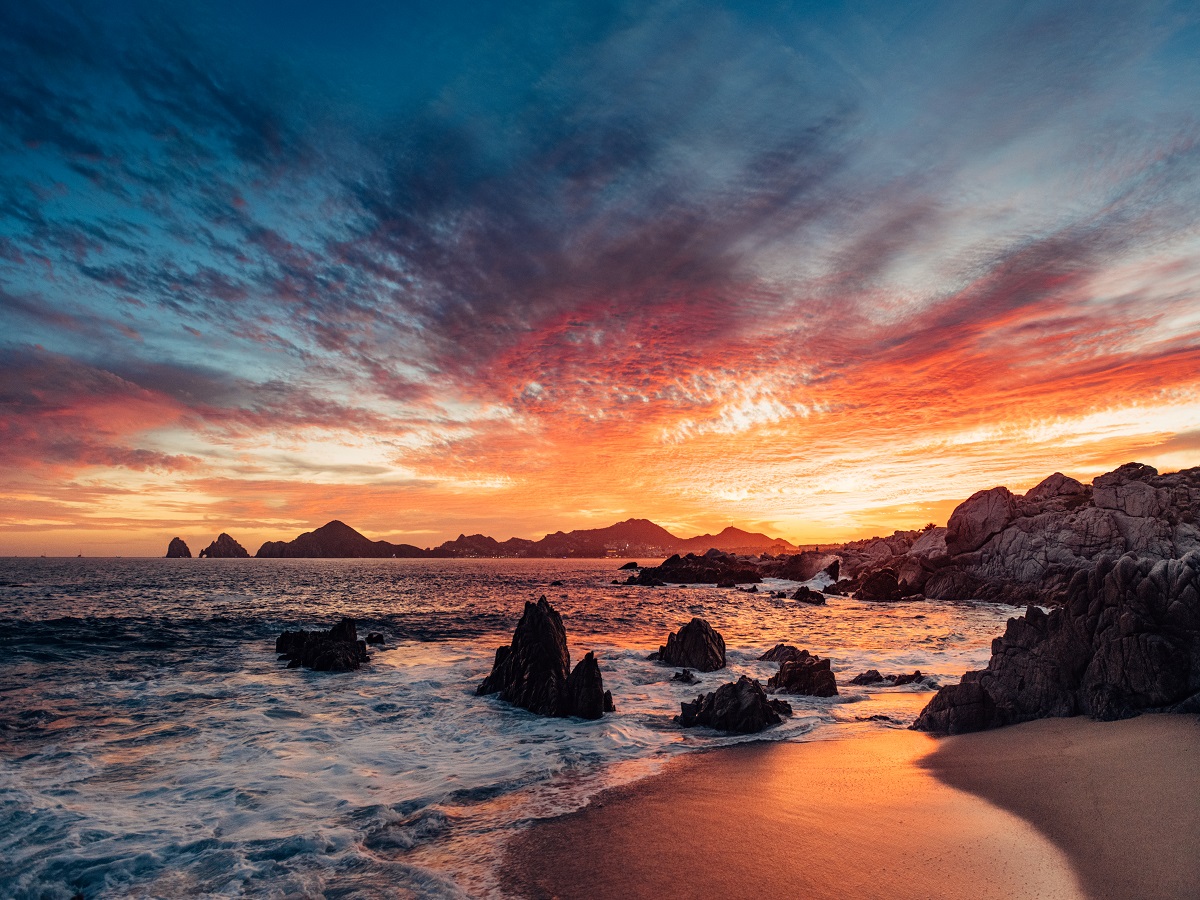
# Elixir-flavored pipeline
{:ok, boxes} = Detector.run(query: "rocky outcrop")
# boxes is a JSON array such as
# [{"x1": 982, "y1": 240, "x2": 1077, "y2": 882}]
[
  {"x1": 199, "y1": 533, "x2": 249, "y2": 558},
  {"x1": 276, "y1": 617, "x2": 369, "y2": 671},
  {"x1": 629, "y1": 550, "x2": 762, "y2": 586},
  {"x1": 914, "y1": 551, "x2": 1200, "y2": 734},
  {"x1": 672, "y1": 669, "x2": 700, "y2": 684},
  {"x1": 855, "y1": 568, "x2": 903, "y2": 602},
  {"x1": 758, "y1": 643, "x2": 807, "y2": 664},
  {"x1": 676, "y1": 675, "x2": 793, "y2": 733},
  {"x1": 791, "y1": 586, "x2": 826, "y2": 605},
  {"x1": 848, "y1": 669, "x2": 932, "y2": 687},
  {"x1": 165, "y1": 537, "x2": 191, "y2": 558},
  {"x1": 650, "y1": 618, "x2": 726, "y2": 671},
  {"x1": 477, "y1": 596, "x2": 612, "y2": 719},
  {"x1": 766, "y1": 650, "x2": 838, "y2": 697},
  {"x1": 946, "y1": 487, "x2": 1020, "y2": 556}
]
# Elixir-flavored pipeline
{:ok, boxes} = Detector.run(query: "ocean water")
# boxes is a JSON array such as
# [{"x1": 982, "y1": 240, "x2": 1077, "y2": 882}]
[{"x1": 0, "y1": 558, "x2": 1021, "y2": 899}]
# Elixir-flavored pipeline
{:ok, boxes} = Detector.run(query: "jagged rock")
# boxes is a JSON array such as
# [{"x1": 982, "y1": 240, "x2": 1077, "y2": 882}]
[
  {"x1": 276, "y1": 617, "x2": 369, "y2": 671},
  {"x1": 946, "y1": 486, "x2": 1020, "y2": 556},
  {"x1": 199, "y1": 533, "x2": 250, "y2": 558},
  {"x1": 619, "y1": 561, "x2": 639, "y2": 570},
  {"x1": 165, "y1": 537, "x2": 191, "y2": 558},
  {"x1": 824, "y1": 559, "x2": 840, "y2": 580},
  {"x1": 855, "y1": 568, "x2": 902, "y2": 603},
  {"x1": 653, "y1": 618, "x2": 726, "y2": 671},
  {"x1": 672, "y1": 668, "x2": 700, "y2": 685},
  {"x1": 630, "y1": 552, "x2": 762, "y2": 586},
  {"x1": 849, "y1": 669, "x2": 931, "y2": 687},
  {"x1": 758, "y1": 643, "x2": 807, "y2": 664},
  {"x1": 675, "y1": 675, "x2": 792, "y2": 733},
  {"x1": 477, "y1": 596, "x2": 611, "y2": 719},
  {"x1": 766, "y1": 651, "x2": 838, "y2": 697},
  {"x1": 791, "y1": 586, "x2": 826, "y2": 605},
  {"x1": 914, "y1": 551, "x2": 1200, "y2": 734}
]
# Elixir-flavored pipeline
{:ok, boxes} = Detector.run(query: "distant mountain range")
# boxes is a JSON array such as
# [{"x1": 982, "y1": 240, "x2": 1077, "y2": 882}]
[{"x1": 189, "y1": 518, "x2": 800, "y2": 559}]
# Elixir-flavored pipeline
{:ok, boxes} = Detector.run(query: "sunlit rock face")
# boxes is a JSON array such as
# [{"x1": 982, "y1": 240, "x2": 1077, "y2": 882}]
[
  {"x1": 198, "y1": 533, "x2": 250, "y2": 558},
  {"x1": 914, "y1": 550, "x2": 1200, "y2": 733},
  {"x1": 819, "y1": 463, "x2": 1200, "y2": 607},
  {"x1": 165, "y1": 537, "x2": 191, "y2": 558},
  {"x1": 650, "y1": 617, "x2": 727, "y2": 672},
  {"x1": 477, "y1": 596, "x2": 612, "y2": 719}
]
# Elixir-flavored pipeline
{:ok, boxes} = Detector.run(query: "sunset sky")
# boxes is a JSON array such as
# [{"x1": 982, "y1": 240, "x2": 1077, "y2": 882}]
[{"x1": 3, "y1": 0, "x2": 1200, "y2": 556}]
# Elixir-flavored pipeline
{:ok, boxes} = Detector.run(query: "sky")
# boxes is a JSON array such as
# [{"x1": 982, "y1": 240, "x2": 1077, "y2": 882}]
[{"x1": 2, "y1": 0, "x2": 1200, "y2": 556}]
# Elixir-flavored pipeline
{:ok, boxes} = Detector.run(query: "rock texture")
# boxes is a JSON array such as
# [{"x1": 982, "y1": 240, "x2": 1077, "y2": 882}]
[
  {"x1": 650, "y1": 618, "x2": 726, "y2": 671},
  {"x1": 854, "y1": 568, "x2": 904, "y2": 603},
  {"x1": 791, "y1": 586, "x2": 826, "y2": 604},
  {"x1": 766, "y1": 650, "x2": 838, "y2": 697},
  {"x1": 276, "y1": 617, "x2": 369, "y2": 671},
  {"x1": 477, "y1": 596, "x2": 612, "y2": 719},
  {"x1": 675, "y1": 675, "x2": 793, "y2": 733},
  {"x1": 199, "y1": 533, "x2": 249, "y2": 558},
  {"x1": 758, "y1": 643, "x2": 807, "y2": 664},
  {"x1": 628, "y1": 550, "x2": 762, "y2": 586},
  {"x1": 165, "y1": 537, "x2": 191, "y2": 558},
  {"x1": 914, "y1": 551, "x2": 1200, "y2": 734}
]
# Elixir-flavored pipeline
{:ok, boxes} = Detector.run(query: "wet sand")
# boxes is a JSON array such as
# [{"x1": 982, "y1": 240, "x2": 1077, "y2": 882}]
[
  {"x1": 922, "y1": 714, "x2": 1200, "y2": 900},
  {"x1": 501, "y1": 727, "x2": 1084, "y2": 899}
]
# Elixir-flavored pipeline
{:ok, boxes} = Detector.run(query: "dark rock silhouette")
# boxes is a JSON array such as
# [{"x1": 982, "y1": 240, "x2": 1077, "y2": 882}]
[
  {"x1": 915, "y1": 551, "x2": 1200, "y2": 734},
  {"x1": 165, "y1": 537, "x2": 191, "y2": 558},
  {"x1": 855, "y1": 568, "x2": 903, "y2": 602},
  {"x1": 199, "y1": 533, "x2": 249, "y2": 558},
  {"x1": 766, "y1": 650, "x2": 838, "y2": 697},
  {"x1": 849, "y1": 669, "x2": 933, "y2": 687},
  {"x1": 257, "y1": 520, "x2": 425, "y2": 558},
  {"x1": 629, "y1": 551, "x2": 762, "y2": 586},
  {"x1": 650, "y1": 618, "x2": 726, "y2": 671},
  {"x1": 276, "y1": 617, "x2": 369, "y2": 671},
  {"x1": 619, "y1": 561, "x2": 639, "y2": 570},
  {"x1": 791, "y1": 586, "x2": 826, "y2": 604},
  {"x1": 477, "y1": 596, "x2": 611, "y2": 719},
  {"x1": 672, "y1": 669, "x2": 700, "y2": 684},
  {"x1": 757, "y1": 643, "x2": 807, "y2": 664},
  {"x1": 676, "y1": 675, "x2": 792, "y2": 733},
  {"x1": 365, "y1": 632, "x2": 384, "y2": 645}
]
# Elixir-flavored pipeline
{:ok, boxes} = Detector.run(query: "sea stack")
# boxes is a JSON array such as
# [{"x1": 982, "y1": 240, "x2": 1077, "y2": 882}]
[
  {"x1": 477, "y1": 595, "x2": 613, "y2": 719},
  {"x1": 165, "y1": 537, "x2": 191, "y2": 558},
  {"x1": 198, "y1": 533, "x2": 250, "y2": 558},
  {"x1": 650, "y1": 617, "x2": 726, "y2": 671}
]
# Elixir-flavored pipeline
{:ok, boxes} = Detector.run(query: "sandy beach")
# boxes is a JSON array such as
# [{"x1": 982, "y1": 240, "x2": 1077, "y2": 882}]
[{"x1": 502, "y1": 714, "x2": 1200, "y2": 899}]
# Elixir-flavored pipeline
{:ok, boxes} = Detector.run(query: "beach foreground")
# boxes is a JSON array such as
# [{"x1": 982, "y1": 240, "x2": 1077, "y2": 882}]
[
  {"x1": 923, "y1": 714, "x2": 1200, "y2": 900},
  {"x1": 502, "y1": 714, "x2": 1199, "y2": 899}
]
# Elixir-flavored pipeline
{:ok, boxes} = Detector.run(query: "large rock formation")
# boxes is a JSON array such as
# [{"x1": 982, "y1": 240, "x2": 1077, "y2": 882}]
[
  {"x1": 256, "y1": 520, "x2": 426, "y2": 558},
  {"x1": 650, "y1": 618, "x2": 726, "y2": 671},
  {"x1": 165, "y1": 537, "x2": 191, "y2": 558},
  {"x1": 199, "y1": 533, "x2": 250, "y2": 558},
  {"x1": 276, "y1": 617, "x2": 369, "y2": 671},
  {"x1": 766, "y1": 650, "x2": 838, "y2": 697},
  {"x1": 628, "y1": 550, "x2": 763, "y2": 586},
  {"x1": 477, "y1": 596, "x2": 612, "y2": 719},
  {"x1": 914, "y1": 551, "x2": 1200, "y2": 734},
  {"x1": 676, "y1": 675, "x2": 793, "y2": 733},
  {"x1": 854, "y1": 568, "x2": 904, "y2": 602}
]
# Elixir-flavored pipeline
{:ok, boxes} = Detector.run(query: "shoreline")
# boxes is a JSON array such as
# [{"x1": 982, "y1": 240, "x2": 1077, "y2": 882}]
[{"x1": 500, "y1": 714, "x2": 1199, "y2": 899}]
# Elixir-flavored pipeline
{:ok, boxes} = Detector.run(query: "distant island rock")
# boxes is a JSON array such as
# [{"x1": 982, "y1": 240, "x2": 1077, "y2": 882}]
[
  {"x1": 165, "y1": 537, "x2": 191, "y2": 558},
  {"x1": 477, "y1": 595, "x2": 614, "y2": 719},
  {"x1": 198, "y1": 533, "x2": 249, "y2": 558},
  {"x1": 256, "y1": 519, "x2": 426, "y2": 558},
  {"x1": 914, "y1": 550, "x2": 1200, "y2": 733},
  {"x1": 628, "y1": 550, "x2": 763, "y2": 586}
]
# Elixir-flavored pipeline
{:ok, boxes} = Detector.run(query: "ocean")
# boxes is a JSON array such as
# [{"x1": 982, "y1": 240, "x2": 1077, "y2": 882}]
[{"x1": 0, "y1": 558, "x2": 1019, "y2": 898}]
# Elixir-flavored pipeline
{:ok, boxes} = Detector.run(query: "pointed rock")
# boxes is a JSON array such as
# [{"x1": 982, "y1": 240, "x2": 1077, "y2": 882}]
[{"x1": 165, "y1": 537, "x2": 191, "y2": 558}]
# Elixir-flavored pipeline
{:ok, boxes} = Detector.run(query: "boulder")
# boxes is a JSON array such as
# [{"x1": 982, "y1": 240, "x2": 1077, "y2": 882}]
[
  {"x1": 672, "y1": 668, "x2": 700, "y2": 685},
  {"x1": 945, "y1": 486, "x2": 1019, "y2": 556},
  {"x1": 199, "y1": 533, "x2": 250, "y2": 558},
  {"x1": 653, "y1": 618, "x2": 726, "y2": 671},
  {"x1": 477, "y1": 596, "x2": 611, "y2": 719},
  {"x1": 849, "y1": 669, "x2": 930, "y2": 687},
  {"x1": 914, "y1": 551, "x2": 1200, "y2": 734},
  {"x1": 675, "y1": 675, "x2": 793, "y2": 733},
  {"x1": 758, "y1": 643, "x2": 807, "y2": 664},
  {"x1": 619, "y1": 561, "x2": 639, "y2": 570},
  {"x1": 276, "y1": 617, "x2": 369, "y2": 672},
  {"x1": 791, "y1": 586, "x2": 826, "y2": 605},
  {"x1": 165, "y1": 537, "x2": 191, "y2": 558},
  {"x1": 365, "y1": 632, "x2": 384, "y2": 645},
  {"x1": 855, "y1": 568, "x2": 902, "y2": 603},
  {"x1": 766, "y1": 651, "x2": 838, "y2": 697}
]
